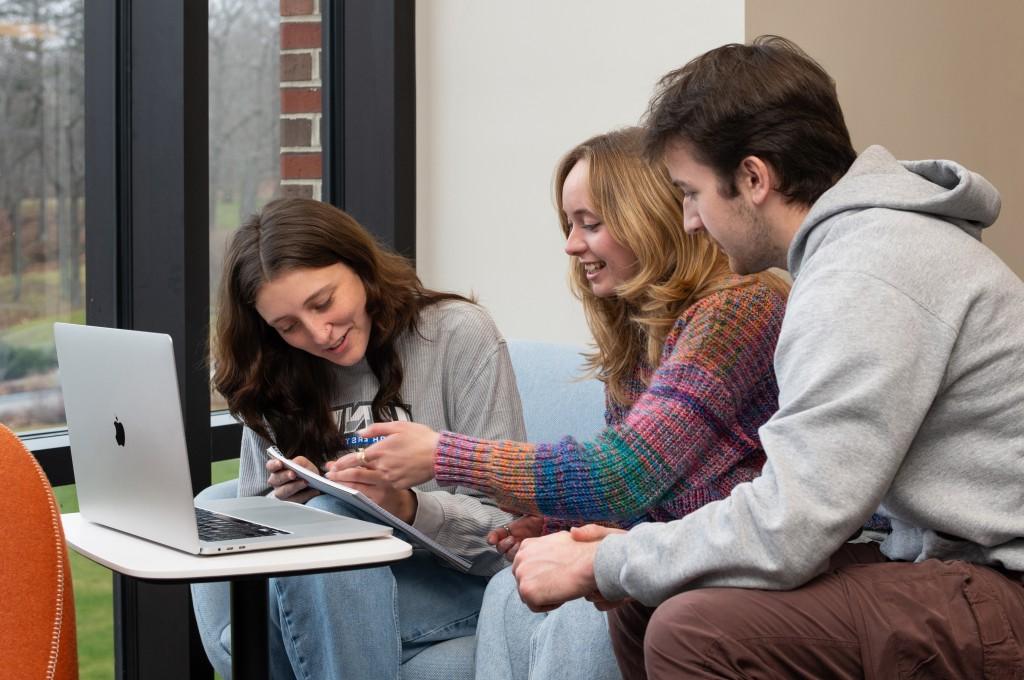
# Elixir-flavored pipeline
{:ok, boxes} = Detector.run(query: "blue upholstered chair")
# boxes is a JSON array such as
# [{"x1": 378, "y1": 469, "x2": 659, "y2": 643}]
[
  {"x1": 401, "y1": 339, "x2": 604, "y2": 680},
  {"x1": 194, "y1": 339, "x2": 605, "y2": 679},
  {"x1": 505, "y1": 339, "x2": 605, "y2": 443}
]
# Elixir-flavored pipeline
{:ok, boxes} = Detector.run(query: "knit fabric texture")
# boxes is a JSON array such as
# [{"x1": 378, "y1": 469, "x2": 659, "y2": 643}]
[{"x1": 435, "y1": 281, "x2": 785, "y2": 526}]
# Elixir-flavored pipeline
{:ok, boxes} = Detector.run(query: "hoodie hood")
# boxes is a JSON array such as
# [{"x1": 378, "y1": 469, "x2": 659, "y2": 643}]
[{"x1": 788, "y1": 145, "x2": 1001, "y2": 277}]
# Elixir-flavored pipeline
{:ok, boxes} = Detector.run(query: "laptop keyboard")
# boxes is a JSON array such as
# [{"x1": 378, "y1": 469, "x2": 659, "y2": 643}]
[{"x1": 195, "y1": 507, "x2": 289, "y2": 541}]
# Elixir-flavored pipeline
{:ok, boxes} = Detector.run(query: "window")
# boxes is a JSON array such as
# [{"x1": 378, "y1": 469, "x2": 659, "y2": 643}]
[
  {"x1": 19, "y1": 1, "x2": 414, "y2": 675},
  {"x1": 208, "y1": 0, "x2": 322, "y2": 414},
  {"x1": 0, "y1": 1, "x2": 85, "y2": 435}
]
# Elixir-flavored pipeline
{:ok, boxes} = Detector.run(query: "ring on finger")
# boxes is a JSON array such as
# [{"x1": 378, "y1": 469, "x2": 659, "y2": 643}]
[
  {"x1": 502, "y1": 524, "x2": 512, "y2": 538},
  {"x1": 357, "y1": 450, "x2": 367, "y2": 467}
]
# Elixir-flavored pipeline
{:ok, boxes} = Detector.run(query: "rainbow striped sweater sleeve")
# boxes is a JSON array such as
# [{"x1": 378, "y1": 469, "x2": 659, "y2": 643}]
[{"x1": 435, "y1": 282, "x2": 786, "y2": 523}]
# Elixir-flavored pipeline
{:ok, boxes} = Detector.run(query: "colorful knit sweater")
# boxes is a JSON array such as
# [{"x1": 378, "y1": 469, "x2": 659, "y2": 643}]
[{"x1": 434, "y1": 281, "x2": 786, "y2": 526}]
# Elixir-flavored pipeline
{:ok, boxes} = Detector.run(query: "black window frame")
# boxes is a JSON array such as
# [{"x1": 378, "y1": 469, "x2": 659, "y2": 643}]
[
  {"x1": 85, "y1": 1, "x2": 212, "y2": 676},
  {"x1": 28, "y1": 0, "x2": 415, "y2": 677}
]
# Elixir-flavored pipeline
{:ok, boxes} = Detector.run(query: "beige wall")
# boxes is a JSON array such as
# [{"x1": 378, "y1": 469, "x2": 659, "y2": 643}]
[{"x1": 747, "y1": 1, "x2": 1024, "y2": 278}]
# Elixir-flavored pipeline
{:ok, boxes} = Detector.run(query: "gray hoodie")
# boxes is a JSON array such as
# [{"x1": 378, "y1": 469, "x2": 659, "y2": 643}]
[{"x1": 594, "y1": 145, "x2": 1024, "y2": 605}]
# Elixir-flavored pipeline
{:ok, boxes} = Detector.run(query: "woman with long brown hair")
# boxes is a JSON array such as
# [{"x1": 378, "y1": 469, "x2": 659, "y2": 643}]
[
  {"x1": 191, "y1": 197, "x2": 526, "y2": 680},
  {"x1": 356, "y1": 127, "x2": 788, "y2": 680}
]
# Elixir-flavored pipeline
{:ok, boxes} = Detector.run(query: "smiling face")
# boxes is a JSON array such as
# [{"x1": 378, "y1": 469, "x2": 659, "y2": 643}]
[
  {"x1": 560, "y1": 159, "x2": 638, "y2": 298},
  {"x1": 663, "y1": 141, "x2": 782, "y2": 275},
  {"x1": 254, "y1": 262, "x2": 371, "y2": 367}
]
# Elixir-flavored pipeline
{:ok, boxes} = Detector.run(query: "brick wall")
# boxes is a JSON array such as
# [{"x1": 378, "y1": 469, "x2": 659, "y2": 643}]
[{"x1": 280, "y1": 0, "x2": 322, "y2": 199}]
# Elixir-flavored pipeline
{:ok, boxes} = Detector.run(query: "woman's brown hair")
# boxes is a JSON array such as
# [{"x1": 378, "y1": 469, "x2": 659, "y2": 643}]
[
  {"x1": 555, "y1": 128, "x2": 788, "y2": 406},
  {"x1": 213, "y1": 198, "x2": 468, "y2": 466}
]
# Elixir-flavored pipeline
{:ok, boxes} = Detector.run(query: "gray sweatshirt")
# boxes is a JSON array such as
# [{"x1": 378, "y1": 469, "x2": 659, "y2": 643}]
[
  {"x1": 237, "y1": 300, "x2": 526, "y2": 576},
  {"x1": 595, "y1": 145, "x2": 1024, "y2": 605}
]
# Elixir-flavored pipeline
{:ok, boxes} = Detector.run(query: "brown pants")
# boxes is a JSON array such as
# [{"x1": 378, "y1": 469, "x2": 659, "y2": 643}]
[{"x1": 608, "y1": 543, "x2": 1024, "y2": 679}]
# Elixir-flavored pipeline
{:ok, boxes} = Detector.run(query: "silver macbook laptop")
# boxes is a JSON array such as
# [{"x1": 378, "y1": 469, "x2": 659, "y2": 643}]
[{"x1": 54, "y1": 322, "x2": 391, "y2": 555}]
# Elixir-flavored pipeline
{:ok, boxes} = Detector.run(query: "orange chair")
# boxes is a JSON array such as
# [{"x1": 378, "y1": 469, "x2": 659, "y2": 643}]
[{"x1": 0, "y1": 422, "x2": 79, "y2": 680}]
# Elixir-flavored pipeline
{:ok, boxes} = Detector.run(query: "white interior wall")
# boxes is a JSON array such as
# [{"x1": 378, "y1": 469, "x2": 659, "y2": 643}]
[{"x1": 416, "y1": 1, "x2": 744, "y2": 346}]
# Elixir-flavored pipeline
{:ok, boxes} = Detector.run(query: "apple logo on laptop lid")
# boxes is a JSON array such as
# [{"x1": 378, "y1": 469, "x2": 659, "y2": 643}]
[{"x1": 114, "y1": 416, "x2": 126, "y2": 447}]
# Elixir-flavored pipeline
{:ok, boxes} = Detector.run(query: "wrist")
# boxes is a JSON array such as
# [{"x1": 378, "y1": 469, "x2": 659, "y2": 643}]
[
  {"x1": 398, "y1": 489, "x2": 418, "y2": 524},
  {"x1": 577, "y1": 541, "x2": 601, "y2": 592}
]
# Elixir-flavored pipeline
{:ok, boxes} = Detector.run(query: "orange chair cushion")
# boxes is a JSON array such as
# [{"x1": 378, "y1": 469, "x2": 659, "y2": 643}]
[{"x1": 0, "y1": 423, "x2": 79, "y2": 680}]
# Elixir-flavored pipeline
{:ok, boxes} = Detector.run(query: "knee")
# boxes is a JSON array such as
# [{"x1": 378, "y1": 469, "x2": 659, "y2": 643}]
[
  {"x1": 477, "y1": 566, "x2": 533, "y2": 640},
  {"x1": 273, "y1": 565, "x2": 393, "y2": 610},
  {"x1": 644, "y1": 590, "x2": 728, "y2": 669},
  {"x1": 481, "y1": 567, "x2": 519, "y2": 613},
  {"x1": 306, "y1": 492, "x2": 359, "y2": 518},
  {"x1": 196, "y1": 479, "x2": 238, "y2": 501}
]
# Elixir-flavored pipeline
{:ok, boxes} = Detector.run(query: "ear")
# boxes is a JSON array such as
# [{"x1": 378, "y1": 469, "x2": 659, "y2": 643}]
[{"x1": 735, "y1": 156, "x2": 774, "y2": 205}]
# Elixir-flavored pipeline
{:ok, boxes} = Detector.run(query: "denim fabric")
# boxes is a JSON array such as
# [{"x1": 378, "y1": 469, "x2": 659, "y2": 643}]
[
  {"x1": 191, "y1": 481, "x2": 489, "y2": 680},
  {"x1": 474, "y1": 566, "x2": 622, "y2": 680},
  {"x1": 191, "y1": 480, "x2": 241, "y2": 679}
]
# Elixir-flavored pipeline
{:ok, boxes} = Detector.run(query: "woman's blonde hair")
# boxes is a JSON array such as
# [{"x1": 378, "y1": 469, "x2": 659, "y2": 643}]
[{"x1": 555, "y1": 127, "x2": 786, "y2": 406}]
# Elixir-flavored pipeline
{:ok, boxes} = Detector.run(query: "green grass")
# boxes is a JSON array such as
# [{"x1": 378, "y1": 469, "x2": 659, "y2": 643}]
[
  {"x1": 213, "y1": 199, "x2": 242, "y2": 232},
  {"x1": 0, "y1": 266, "x2": 84, "y2": 331},
  {"x1": 0, "y1": 308, "x2": 86, "y2": 348},
  {"x1": 54, "y1": 458, "x2": 240, "y2": 680}
]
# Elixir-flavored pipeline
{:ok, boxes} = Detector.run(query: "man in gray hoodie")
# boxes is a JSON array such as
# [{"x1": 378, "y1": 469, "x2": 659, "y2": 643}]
[{"x1": 510, "y1": 36, "x2": 1024, "y2": 678}]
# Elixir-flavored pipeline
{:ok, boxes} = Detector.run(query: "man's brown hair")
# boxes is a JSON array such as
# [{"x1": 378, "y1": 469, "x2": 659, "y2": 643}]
[{"x1": 645, "y1": 35, "x2": 856, "y2": 206}]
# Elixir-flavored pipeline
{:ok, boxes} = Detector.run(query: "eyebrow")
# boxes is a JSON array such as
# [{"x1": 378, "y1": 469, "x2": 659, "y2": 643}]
[
  {"x1": 569, "y1": 208, "x2": 601, "y2": 221},
  {"x1": 268, "y1": 283, "x2": 334, "y2": 326}
]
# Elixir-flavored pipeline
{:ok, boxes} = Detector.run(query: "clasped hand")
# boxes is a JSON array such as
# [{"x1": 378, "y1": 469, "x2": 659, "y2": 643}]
[{"x1": 511, "y1": 524, "x2": 629, "y2": 613}]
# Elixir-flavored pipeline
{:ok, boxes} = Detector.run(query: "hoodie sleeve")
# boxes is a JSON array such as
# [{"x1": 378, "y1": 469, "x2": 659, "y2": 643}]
[{"x1": 594, "y1": 269, "x2": 958, "y2": 605}]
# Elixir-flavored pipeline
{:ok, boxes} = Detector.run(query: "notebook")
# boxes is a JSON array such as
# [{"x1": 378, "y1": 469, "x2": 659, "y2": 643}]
[
  {"x1": 53, "y1": 322, "x2": 392, "y2": 555},
  {"x1": 267, "y1": 446, "x2": 472, "y2": 571}
]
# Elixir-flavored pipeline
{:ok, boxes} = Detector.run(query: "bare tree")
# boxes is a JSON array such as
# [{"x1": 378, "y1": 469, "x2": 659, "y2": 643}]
[
  {"x1": 44, "y1": 0, "x2": 84, "y2": 308},
  {"x1": 0, "y1": 0, "x2": 83, "y2": 309},
  {"x1": 0, "y1": 1, "x2": 50, "y2": 300},
  {"x1": 208, "y1": 0, "x2": 280, "y2": 226},
  {"x1": 207, "y1": 0, "x2": 281, "y2": 293},
  {"x1": 0, "y1": 1, "x2": 85, "y2": 429}
]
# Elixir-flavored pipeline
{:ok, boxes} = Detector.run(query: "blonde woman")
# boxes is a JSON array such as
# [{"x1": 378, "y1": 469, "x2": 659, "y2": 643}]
[{"x1": 345, "y1": 128, "x2": 788, "y2": 680}]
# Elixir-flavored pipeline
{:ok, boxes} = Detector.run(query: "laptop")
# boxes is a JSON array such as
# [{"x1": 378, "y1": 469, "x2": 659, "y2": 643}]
[{"x1": 54, "y1": 322, "x2": 392, "y2": 555}]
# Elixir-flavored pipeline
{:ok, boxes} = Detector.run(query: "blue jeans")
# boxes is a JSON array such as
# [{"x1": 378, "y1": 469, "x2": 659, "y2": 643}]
[
  {"x1": 474, "y1": 566, "x2": 622, "y2": 680},
  {"x1": 191, "y1": 482, "x2": 488, "y2": 680}
]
